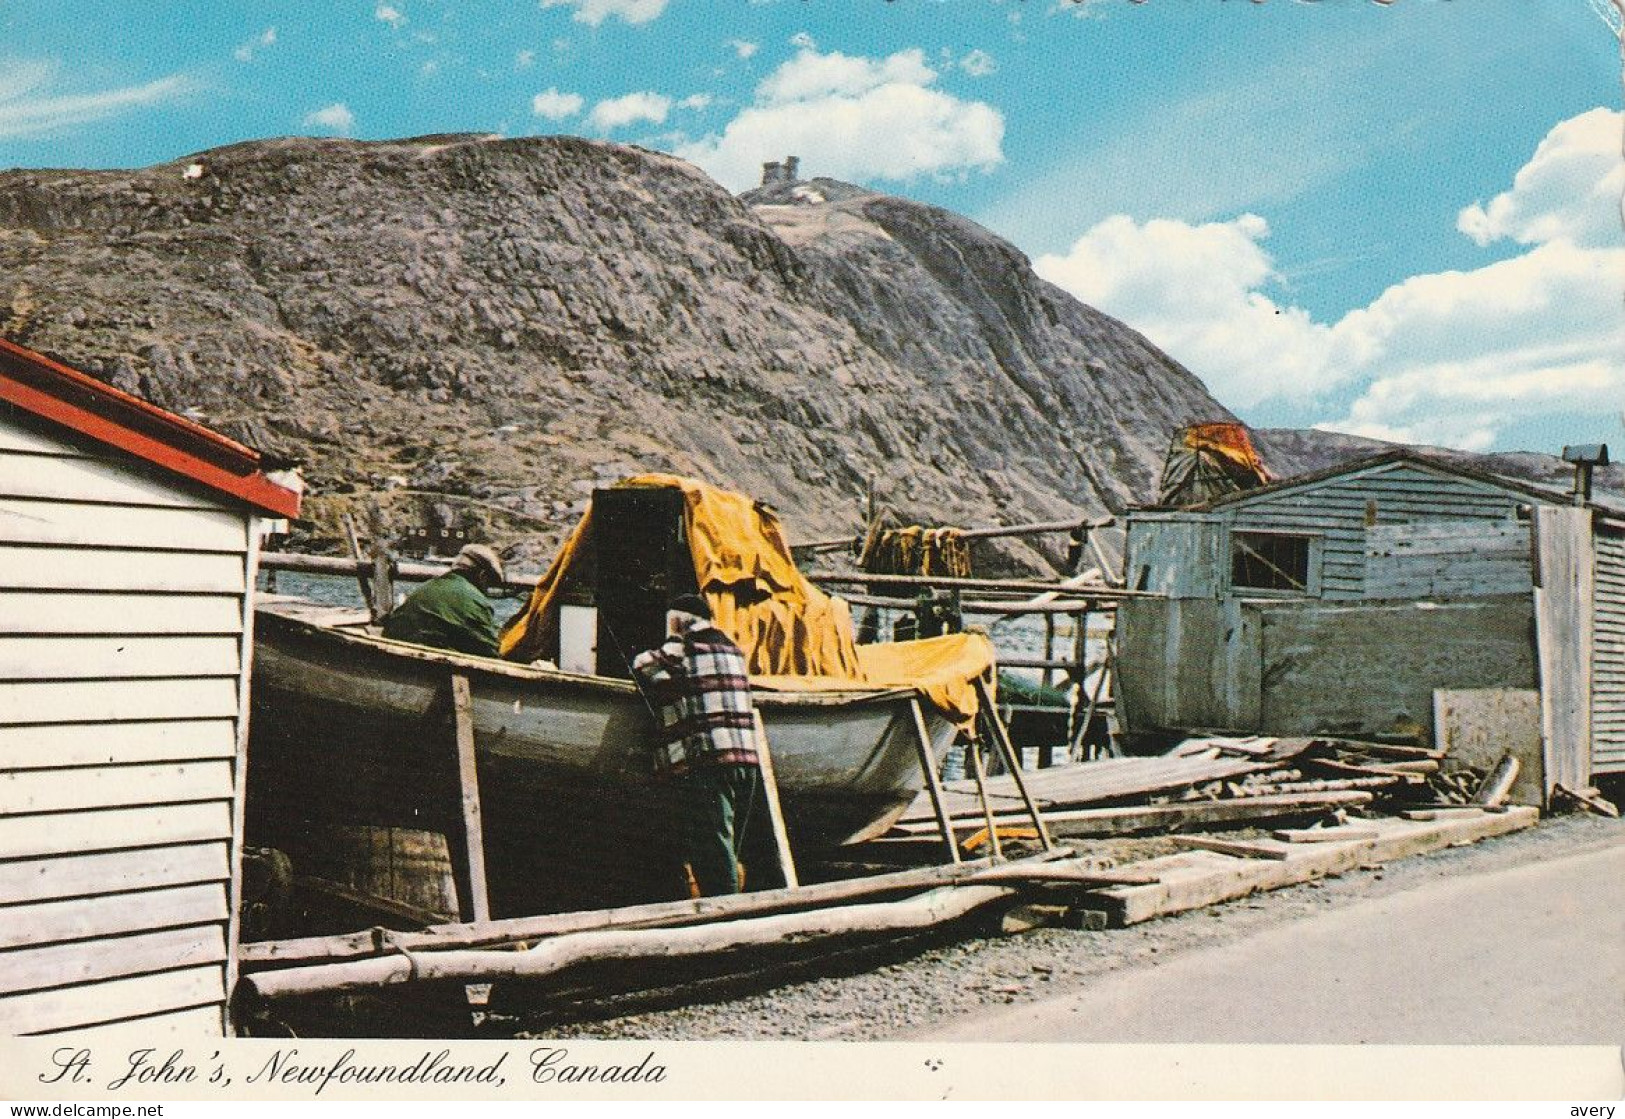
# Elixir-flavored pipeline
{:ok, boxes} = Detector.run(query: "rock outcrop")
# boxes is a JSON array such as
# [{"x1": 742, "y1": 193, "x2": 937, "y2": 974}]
[{"x1": 0, "y1": 135, "x2": 1236, "y2": 568}]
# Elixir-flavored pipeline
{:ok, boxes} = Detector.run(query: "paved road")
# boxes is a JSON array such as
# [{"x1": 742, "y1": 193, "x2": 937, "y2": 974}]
[{"x1": 920, "y1": 840, "x2": 1625, "y2": 1045}]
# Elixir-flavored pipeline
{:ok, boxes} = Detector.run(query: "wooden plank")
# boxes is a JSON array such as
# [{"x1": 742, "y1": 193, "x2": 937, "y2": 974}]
[
  {"x1": 242, "y1": 851, "x2": 1062, "y2": 968},
  {"x1": 751, "y1": 709, "x2": 801, "y2": 889},
  {"x1": 0, "y1": 760, "x2": 234, "y2": 813},
  {"x1": 447, "y1": 674, "x2": 491, "y2": 923},
  {"x1": 42, "y1": 1003, "x2": 223, "y2": 1038},
  {"x1": 1271, "y1": 826, "x2": 1381, "y2": 843},
  {"x1": 1171, "y1": 835, "x2": 1295, "y2": 860},
  {"x1": 0, "y1": 882, "x2": 228, "y2": 949},
  {"x1": 0, "y1": 842, "x2": 230, "y2": 903},
  {"x1": 0, "y1": 801, "x2": 233, "y2": 859},
  {"x1": 0, "y1": 453, "x2": 224, "y2": 510},
  {"x1": 890, "y1": 792, "x2": 1373, "y2": 839},
  {"x1": 0, "y1": 925, "x2": 225, "y2": 994},
  {"x1": 1086, "y1": 807, "x2": 1538, "y2": 926},
  {"x1": 0, "y1": 719, "x2": 237, "y2": 769},
  {"x1": 0, "y1": 421, "x2": 90, "y2": 457},
  {"x1": 0, "y1": 635, "x2": 241, "y2": 681},
  {"x1": 0, "y1": 499, "x2": 248, "y2": 552},
  {"x1": 1534, "y1": 505, "x2": 1594, "y2": 795},
  {"x1": 0, "y1": 677, "x2": 239, "y2": 724},
  {"x1": 0, "y1": 592, "x2": 244, "y2": 636},
  {"x1": 908, "y1": 697, "x2": 960, "y2": 864},
  {"x1": 0, "y1": 546, "x2": 244, "y2": 593},
  {"x1": 0, "y1": 965, "x2": 224, "y2": 1035}
]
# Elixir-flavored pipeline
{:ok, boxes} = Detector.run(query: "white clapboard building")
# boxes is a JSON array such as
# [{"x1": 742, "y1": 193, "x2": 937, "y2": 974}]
[{"x1": 0, "y1": 337, "x2": 300, "y2": 1036}]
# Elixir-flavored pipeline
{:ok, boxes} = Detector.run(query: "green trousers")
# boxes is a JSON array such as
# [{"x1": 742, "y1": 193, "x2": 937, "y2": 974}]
[{"x1": 676, "y1": 764, "x2": 782, "y2": 896}]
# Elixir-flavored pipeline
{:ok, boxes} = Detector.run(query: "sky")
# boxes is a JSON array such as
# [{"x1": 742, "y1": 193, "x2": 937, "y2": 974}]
[{"x1": 0, "y1": 0, "x2": 1620, "y2": 456}]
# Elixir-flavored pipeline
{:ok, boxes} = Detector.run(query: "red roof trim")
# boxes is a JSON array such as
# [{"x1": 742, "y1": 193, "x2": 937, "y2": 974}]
[{"x1": 0, "y1": 337, "x2": 300, "y2": 519}]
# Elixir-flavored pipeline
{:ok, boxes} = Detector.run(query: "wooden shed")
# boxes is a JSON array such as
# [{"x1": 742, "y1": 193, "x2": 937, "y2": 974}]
[
  {"x1": 0, "y1": 338, "x2": 300, "y2": 1036},
  {"x1": 1117, "y1": 451, "x2": 1623, "y2": 800}
]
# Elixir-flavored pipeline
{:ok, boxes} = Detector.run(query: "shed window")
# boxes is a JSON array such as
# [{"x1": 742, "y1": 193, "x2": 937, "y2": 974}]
[{"x1": 1232, "y1": 531, "x2": 1312, "y2": 592}]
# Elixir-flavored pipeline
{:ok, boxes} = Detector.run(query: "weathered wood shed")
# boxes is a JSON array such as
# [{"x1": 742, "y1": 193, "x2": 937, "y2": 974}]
[
  {"x1": 1117, "y1": 451, "x2": 1623, "y2": 798},
  {"x1": 0, "y1": 338, "x2": 300, "y2": 1036}
]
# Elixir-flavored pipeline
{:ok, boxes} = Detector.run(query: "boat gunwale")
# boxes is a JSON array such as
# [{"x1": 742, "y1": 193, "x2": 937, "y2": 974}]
[{"x1": 254, "y1": 604, "x2": 923, "y2": 710}]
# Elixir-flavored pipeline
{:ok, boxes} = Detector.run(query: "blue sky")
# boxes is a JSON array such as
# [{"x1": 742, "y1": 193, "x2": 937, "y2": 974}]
[{"x1": 0, "y1": 0, "x2": 1620, "y2": 455}]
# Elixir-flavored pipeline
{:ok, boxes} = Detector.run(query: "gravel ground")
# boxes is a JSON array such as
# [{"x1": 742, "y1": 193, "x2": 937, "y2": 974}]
[{"x1": 517, "y1": 812, "x2": 1622, "y2": 1041}]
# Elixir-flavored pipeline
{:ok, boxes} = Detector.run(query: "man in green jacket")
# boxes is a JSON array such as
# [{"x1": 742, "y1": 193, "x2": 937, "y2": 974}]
[{"x1": 381, "y1": 543, "x2": 505, "y2": 657}]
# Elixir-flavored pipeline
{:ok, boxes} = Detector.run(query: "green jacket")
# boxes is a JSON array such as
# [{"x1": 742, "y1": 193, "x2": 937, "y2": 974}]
[{"x1": 381, "y1": 571, "x2": 499, "y2": 658}]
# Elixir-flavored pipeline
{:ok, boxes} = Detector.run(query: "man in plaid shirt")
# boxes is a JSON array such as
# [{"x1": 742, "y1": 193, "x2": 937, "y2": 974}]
[{"x1": 632, "y1": 593, "x2": 771, "y2": 896}]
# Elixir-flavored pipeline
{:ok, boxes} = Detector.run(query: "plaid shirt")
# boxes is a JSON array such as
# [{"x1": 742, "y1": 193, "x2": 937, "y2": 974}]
[{"x1": 631, "y1": 619, "x2": 759, "y2": 775}]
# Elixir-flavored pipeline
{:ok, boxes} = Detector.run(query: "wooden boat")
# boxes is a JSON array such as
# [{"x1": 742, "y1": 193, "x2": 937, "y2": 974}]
[{"x1": 245, "y1": 599, "x2": 960, "y2": 918}]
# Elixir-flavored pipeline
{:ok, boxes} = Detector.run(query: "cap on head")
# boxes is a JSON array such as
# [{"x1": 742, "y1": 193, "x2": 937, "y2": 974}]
[
  {"x1": 452, "y1": 543, "x2": 505, "y2": 584},
  {"x1": 667, "y1": 592, "x2": 712, "y2": 621}
]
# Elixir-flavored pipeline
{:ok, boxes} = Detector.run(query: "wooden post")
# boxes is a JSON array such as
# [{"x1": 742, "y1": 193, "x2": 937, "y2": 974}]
[
  {"x1": 908, "y1": 698, "x2": 961, "y2": 865},
  {"x1": 966, "y1": 736, "x2": 1002, "y2": 861},
  {"x1": 1066, "y1": 606, "x2": 1090, "y2": 764},
  {"x1": 343, "y1": 514, "x2": 377, "y2": 618},
  {"x1": 1042, "y1": 614, "x2": 1056, "y2": 690},
  {"x1": 370, "y1": 550, "x2": 396, "y2": 620},
  {"x1": 446, "y1": 674, "x2": 491, "y2": 923},
  {"x1": 974, "y1": 677, "x2": 1055, "y2": 852},
  {"x1": 751, "y1": 711, "x2": 800, "y2": 889},
  {"x1": 1073, "y1": 635, "x2": 1117, "y2": 761}
]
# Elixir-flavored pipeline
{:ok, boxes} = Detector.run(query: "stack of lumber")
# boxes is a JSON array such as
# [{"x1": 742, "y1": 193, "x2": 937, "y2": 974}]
[{"x1": 892, "y1": 734, "x2": 1492, "y2": 844}]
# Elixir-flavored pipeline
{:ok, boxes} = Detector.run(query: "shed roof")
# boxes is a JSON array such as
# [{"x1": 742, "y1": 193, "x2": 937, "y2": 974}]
[
  {"x1": 0, "y1": 336, "x2": 299, "y2": 518},
  {"x1": 1150, "y1": 449, "x2": 1597, "y2": 517}
]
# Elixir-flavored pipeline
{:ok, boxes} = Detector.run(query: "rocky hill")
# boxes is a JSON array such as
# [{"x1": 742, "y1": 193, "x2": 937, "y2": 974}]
[{"x1": 0, "y1": 134, "x2": 1233, "y2": 570}]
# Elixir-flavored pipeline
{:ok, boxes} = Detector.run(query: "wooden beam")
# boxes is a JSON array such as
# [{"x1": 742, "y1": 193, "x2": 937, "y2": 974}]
[
  {"x1": 974, "y1": 677, "x2": 1054, "y2": 851},
  {"x1": 1085, "y1": 808, "x2": 1538, "y2": 927},
  {"x1": 907, "y1": 697, "x2": 960, "y2": 865},
  {"x1": 751, "y1": 711, "x2": 799, "y2": 889},
  {"x1": 1270, "y1": 826, "x2": 1381, "y2": 844},
  {"x1": 242, "y1": 850, "x2": 1069, "y2": 968},
  {"x1": 1172, "y1": 835, "x2": 1295, "y2": 860},
  {"x1": 240, "y1": 883, "x2": 1027, "y2": 1000},
  {"x1": 446, "y1": 674, "x2": 491, "y2": 924},
  {"x1": 888, "y1": 790, "x2": 1374, "y2": 839}
]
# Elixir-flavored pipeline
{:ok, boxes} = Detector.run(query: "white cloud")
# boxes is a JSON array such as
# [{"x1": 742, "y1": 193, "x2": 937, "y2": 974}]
[
  {"x1": 960, "y1": 49, "x2": 997, "y2": 78},
  {"x1": 375, "y1": 4, "x2": 406, "y2": 28},
  {"x1": 674, "y1": 47, "x2": 1005, "y2": 192},
  {"x1": 516, "y1": 49, "x2": 536, "y2": 68},
  {"x1": 0, "y1": 62, "x2": 193, "y2": 139},
  {"x1": 728, "y1": 39, "x2": 759, "y2": 60},
  {"x1": 1034, "y1": 108, "x2": 1625, "y2": 452},
  {"x1": 531, "y1": 87, "x2": 584, "y2": 120},
  {"x1": 1037, "y1": 214, "x2": 1347, "y2": 409},
  {"x1": 302, "y1": 102, "x2": 356, "y2": 135},
  {"x1": 789, "y1": 31, "x2": 817, "y2": 50},
  {"x1": 1456, "y1": 107, "x2": 1625, "y2": 251},
  {"x1": 541, "y1": 0, "x2": 668, "y2": 26},
  {"x1": 679, "y1": 93, "x2": 713, "y2": 111},
  {"x1": 586, "y1": 90, "x2": 670, "y2": 131},
  {"x1": 233, "y1": 27, "x2": 277, "y2": 63}
]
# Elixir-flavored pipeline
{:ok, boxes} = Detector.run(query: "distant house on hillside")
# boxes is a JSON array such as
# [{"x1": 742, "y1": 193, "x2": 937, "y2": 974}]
[
  {"x1": 1116, "y1": 450, "x2": 1624, "y2": 803},
  {"x1": 0, "y1": 338, "x2": 300, "y2": 1036}
]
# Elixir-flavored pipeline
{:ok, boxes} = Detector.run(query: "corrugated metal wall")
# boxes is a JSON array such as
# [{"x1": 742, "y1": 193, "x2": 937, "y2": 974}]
[
  {"x1": 0, "y1": 412, "x2": 253, "y2": 1035},
  {"x1": 1593, "y1": 523, "x2": 1625, "y2": 775}
]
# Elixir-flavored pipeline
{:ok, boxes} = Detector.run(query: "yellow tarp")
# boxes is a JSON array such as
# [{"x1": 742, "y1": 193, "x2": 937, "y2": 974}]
[{"x1": 498, "y1": 474, "x2": 993, "y2": 728}]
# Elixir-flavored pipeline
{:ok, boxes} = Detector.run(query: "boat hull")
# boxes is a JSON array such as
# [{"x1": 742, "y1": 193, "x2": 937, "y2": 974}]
[{"x1": 246, "y1": 608, "x2": 958, "y2": 916}]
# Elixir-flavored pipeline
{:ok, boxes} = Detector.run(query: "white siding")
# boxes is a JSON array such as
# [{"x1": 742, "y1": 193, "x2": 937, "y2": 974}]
[
  {"x1": 1593, "y1": 526, "x2": 1625, "y2": 774},
  {"x1": 0, "y1": 411, "x2": 253, "y2": 1036}
]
